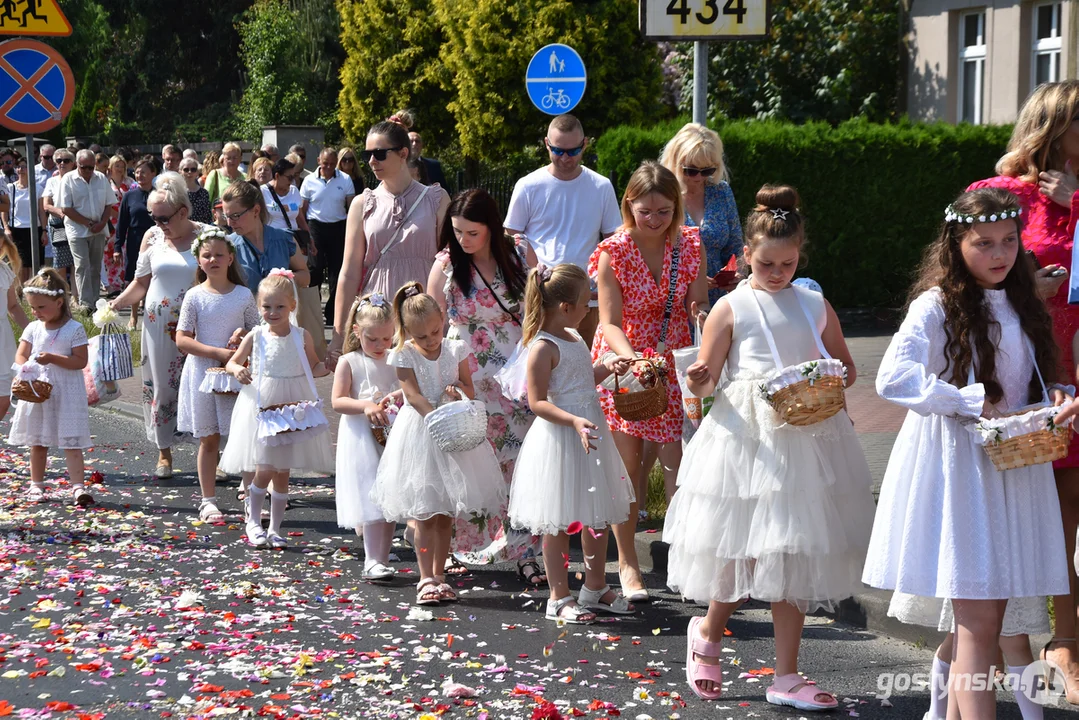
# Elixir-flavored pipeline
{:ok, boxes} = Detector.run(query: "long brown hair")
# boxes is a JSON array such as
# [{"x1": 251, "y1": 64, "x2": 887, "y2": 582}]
[
  {"x1": 910, "y1": 187, "x2": 1057, "y2": 404},
  {"x1": 438, "y1": 189, "x2": 527, "y2": 301}
]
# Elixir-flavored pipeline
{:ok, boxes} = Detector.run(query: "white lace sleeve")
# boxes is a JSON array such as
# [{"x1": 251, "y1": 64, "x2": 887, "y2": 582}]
[
  {"x1": 242, "y1": 291, "x2": 259, "y2": 331},
  {"x1": 177, "y1": 289, "x2": 199, "y2": 333},
  {"x1": 68, "y1": 320, "x2": 88, "y2": 348},
  {"x1": 876, "y1": 290, "x2": 984, "y2": 418}
]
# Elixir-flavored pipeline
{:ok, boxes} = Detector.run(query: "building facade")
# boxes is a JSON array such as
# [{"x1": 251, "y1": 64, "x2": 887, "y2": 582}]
[{"x1": 908, "y1": 0, "x2": 1071, "y2": 123}]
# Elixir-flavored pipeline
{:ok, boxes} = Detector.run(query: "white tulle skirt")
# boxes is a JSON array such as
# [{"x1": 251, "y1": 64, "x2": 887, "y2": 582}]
[
  {"x1": 663, "y1": 377, "x2": 876, "y2": 613},
  {"x1": 219, "y1": 375, "x2": 334, "y2": 475},
  {"x1": 888, "y1": 592, "x2": 1049, "y2": 637},
  {"x1": 336, "y1": 412, "x2": 387, "y2": 527},
  {"x1": 372, "y1": 404, "x2": 505, "y2": 521},
  {"x1": 508, "y1": 395, "x2": 634, "y2": 535}
]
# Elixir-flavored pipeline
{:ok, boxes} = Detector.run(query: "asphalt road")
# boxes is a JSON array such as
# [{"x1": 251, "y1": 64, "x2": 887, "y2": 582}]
[{"x1": 0, "y1": 405, "x2": 1070, "y2": 719}]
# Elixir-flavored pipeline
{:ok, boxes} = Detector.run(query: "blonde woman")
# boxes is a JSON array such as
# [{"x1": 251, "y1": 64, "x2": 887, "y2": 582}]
[
  {"x1": 204, "y1": 142, "x2": 245, "y2": 205},
  {"x1": 248, "y1": 157, "x2": 274, "y2": 185},
  {"x1": 199, "y1": 151, "x2": 220, "y2": 186},
  {"x1": 660, "y1": 123, "x2": 742, "y2": 305},
  {"x1": 967, "y1": 79, "x2": 1079, "y2": 702},
  {"x1": 337, "y1": 147, "x2": 363, "y2": 190}
]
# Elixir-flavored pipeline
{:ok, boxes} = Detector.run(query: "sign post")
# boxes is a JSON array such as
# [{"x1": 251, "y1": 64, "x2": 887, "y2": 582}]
[
  {"x1": 640, "y1": 1, "x2": 772, "y2": 125},
  {"x1": 525, "y1": 44, "x2": 587, "y2": 116},
  {"x1": 0, "y1": 38, "x2": 74, "y2": 274}
]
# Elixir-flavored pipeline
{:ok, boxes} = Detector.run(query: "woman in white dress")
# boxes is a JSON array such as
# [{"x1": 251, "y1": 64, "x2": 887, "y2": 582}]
[{"x1": 112, "y1": 172, "x2": 212, "y2": 478}]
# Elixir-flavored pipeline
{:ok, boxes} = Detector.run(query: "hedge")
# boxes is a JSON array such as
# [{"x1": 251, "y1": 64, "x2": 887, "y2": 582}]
[{"x1": 594, "y1": 118, "x2": 1015, "y2": 308}]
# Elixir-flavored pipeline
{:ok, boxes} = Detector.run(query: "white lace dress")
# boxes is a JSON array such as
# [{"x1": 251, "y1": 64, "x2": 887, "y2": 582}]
[
  {"x1": 176, "y1": 284, "x2": 259, "y2": 438},
  {"x1": 507, "y1": 331, "x2": 634, "y2": 534},
  {"x1": 219, "y1": 326, "x2": 333, "y2": 474},
  {"x1": 662, "y1": 284, "x2": 876, "y2": 612},
  {"x1": 0, "y1": 262, "x2": 16, "y2": 394},
  {"x1": 372, "y1": 339, "x2": 505, "y2": 522},
  {"x1": 8, "y1": 319, "x2": 91, "y2": 449},
  {"x1": 336, "y1": 351, "x2": 397, "y2": 528},
  {"x1": 864, "y1": 289, "x2": 1069, "y2": 602}
]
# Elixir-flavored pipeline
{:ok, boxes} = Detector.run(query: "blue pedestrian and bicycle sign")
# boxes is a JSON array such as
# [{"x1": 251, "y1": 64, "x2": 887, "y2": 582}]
[{"x1": 525, "y1": 44, "x2": 586, "y2": 115}]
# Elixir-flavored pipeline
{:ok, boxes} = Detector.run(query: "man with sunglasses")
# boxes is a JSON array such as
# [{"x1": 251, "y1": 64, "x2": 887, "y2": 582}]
[
  {"x1": 34, "y1": 143, "x2": 56, "y2": 196},
  {"x1": 289, "y1": 144, "x2": 310, "y2": 186},
  {"x1": 57, "y1": 149, "x2": 119, "y2": 310},
  {"x1": 504, "y1": 113, "x2": 620, "y2": 343}
]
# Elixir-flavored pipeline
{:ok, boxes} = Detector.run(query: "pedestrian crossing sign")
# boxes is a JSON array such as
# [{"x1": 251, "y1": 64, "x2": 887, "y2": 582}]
[{"x1": 0, "y1": 0, "x2": 72, "y2": 38}]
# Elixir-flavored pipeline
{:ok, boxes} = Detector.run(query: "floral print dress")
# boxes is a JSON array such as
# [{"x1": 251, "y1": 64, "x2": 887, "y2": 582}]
[
  {"x1": 103, "y1": 180, "x2": 131, "y2": 294},
  {"x1": 136, "y1": 224, "x2": 206, "y2": 449},
  {"x1": 685, "y1": 181, "x2": 741, "y2": 306},
  {"x1": 589, "y1": 226, "x2": 702, "y2": 444},
  {"x1": 436, "y1": 244, "x2": 536, "y2": 563}
]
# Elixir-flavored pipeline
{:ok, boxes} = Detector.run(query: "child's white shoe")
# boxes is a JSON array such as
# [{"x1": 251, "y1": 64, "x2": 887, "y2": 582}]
[
  {"x1": 362, "y1": 561, "x2": 396, "y2": 581},
  {"x1": 246, "y1": 522, "x2": 267, "y2": 547},
  {"x1": 27, "y1": 483, "x2": 46, "y2": 503},
  {"x1": 70, "y1": 486, "x2": 93, "y2": 506},
  {"x1": 266, "y1": 532, "x2": 287, "y2": 549}
]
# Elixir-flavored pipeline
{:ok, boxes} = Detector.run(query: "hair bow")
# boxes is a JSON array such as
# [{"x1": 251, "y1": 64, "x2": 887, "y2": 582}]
[
  {"x1": 536, "y1": 263, "x2": 553, "y2": 284},
  {"x1": 269, "y1": 268, "x2": 295, "y2": 280},
  {"x1": 404, "y1": 285, "x2": 420, "y2": 298},
  {"x1": 360, "y1": 292, "x2": 386, "y2": 308}
]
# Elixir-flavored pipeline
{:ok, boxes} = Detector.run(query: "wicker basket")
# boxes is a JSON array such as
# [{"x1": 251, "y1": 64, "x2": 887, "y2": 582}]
[
  {"x1": 760, "y1": 359, "x2": 847, "y2": 427},
  {"x1": 12, "y1": 379, "x2": 52, "y2": 403},
  {"x1": 371, "y1": 425, "x2": 388, "y2": 446},
  {"x1": 978, "y1": 405, "x2": 1073, "y2": 471},
  {"x1": 203, "y1": 367, "x2": 239, "y2": 396},
  {"x1": 424, "y1": 388, "x2": 488, "y2": 453},
  {"x1": 612, "y1": 358, "x2": 668, "y2": 422}
]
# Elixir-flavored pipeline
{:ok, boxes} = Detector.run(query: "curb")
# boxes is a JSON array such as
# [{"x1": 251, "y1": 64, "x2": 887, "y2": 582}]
[
  {"x1": 98, "y1": 398, "x2": 143, "y2": 421},
  {"x1": 634, "y1": 531, "x2": 952, "y2": 648}
]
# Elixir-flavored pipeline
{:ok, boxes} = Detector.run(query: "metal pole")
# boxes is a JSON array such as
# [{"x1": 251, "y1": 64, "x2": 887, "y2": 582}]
[
  {"x1": 24, "y1": 134, "x2": 39, "y2": 275},
  {"x1": 692, "y1": 40, "x2": 708, "y2": 125}
]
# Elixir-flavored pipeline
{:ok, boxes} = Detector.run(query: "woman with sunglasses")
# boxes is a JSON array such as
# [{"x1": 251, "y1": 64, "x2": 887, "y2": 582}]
[
  {"x1": 180, "y1": 157, "x2": 213, "y2": 224},
  {"x1": 115, "y1": 156, "x2": 159, "y2": 329},
  {"x1": 337, "y1": 147, "x2": 363, "y2": 191},
  {"x1": 3, "y1": 156, "x2": 43, "y2": 282},
  {"x1": 112, "y1": 172, "x2": 211, "y2": 478},
  {"x1": 660, "y1": 123, "x2": 742, "y2": 306},
  {"x1": 329, "y1": 119, "x2": 450, "y2": 369}
]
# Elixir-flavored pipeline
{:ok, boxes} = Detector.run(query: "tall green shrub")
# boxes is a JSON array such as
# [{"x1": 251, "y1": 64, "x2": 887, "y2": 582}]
[{"x1": 595, "y1": 119, "x2": 1014, "y2": 308}]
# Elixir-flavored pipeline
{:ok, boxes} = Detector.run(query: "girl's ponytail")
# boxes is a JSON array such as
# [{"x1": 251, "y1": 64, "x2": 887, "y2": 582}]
[
  {"x1": 520, "y1": 266, "x2": 547, "y2": 346},
  {"x1": 391, "y1": 281, "x2": 440, "y2": 350},
  {"x1": 520, "y1": 263, "x2": 589, "y2": 346}
]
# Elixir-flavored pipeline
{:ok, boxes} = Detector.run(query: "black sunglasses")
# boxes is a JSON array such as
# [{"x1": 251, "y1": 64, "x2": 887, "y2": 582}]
[
  {"x1": 57, "y1": 158, "x2": 73, "y2": 165},
  {"x1": 151, "y1": 206, "x2": 182, "y2": 225},
  {"x1": 682, "y1": 166, "x2": 717, "y2": 178},
  {"x1": 340, "y1": 157, "x2": 355, "y2": 163},
  {"x1": 41, "y1": 155, "x2": 53, "y2": 161},
  {"x1": 360, "y1": 146, "x2": 404, "y2": 163},
  {"x1": 77, "y1": 164, "x2": 95, "y2": 171},
  {"x1": 181, "y1": 167, "x2": 199, "y2": 173}
]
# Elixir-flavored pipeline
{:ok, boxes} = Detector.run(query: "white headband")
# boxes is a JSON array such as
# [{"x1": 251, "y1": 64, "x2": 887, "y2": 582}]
[{"x1": 24, "y1": 286, "x2": 63, "y2": 297}]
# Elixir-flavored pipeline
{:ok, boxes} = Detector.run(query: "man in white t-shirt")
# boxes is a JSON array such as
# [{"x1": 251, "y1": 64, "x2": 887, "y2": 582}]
[{"x1": 504, "y1": 113, "x2": 621, "y2": 343}]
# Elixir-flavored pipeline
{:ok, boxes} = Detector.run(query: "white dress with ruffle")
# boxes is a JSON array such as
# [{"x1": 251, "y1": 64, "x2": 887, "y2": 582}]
[
  {"x1": 863, "y1": 288, "x2": 1069, "y2": 602},
  {"x1": 662, "y1": 284, "x2": 876, "y2": 612},
  {"x1": 219, "y1": 325, "x2": 333, "y2": 474},
  {"x1": 176, "y1": 285, "x2": 259, "y2": 439},
  {"x1": 9, "y1": 319, "x2": 92, "y2": 449},
  {"x1": 507, "y1": 331, "x2": 634, "y2": 535},
  {"x1": 335, "y1": 351, "x2": 397, "y2": 528},
  {"x1": 372, "y1": 339, "x2": 505, "y2": 522}
]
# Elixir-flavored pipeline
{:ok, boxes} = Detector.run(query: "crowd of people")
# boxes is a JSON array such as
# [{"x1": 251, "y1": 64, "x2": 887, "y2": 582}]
[{"x1": 7, "y1": 80, "x2": 1079, "y2": 718}]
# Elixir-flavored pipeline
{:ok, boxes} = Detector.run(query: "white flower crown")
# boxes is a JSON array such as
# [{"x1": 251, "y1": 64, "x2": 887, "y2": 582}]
[
  {"x1": 944, "y1": 206, "x2": 1021, "y2": 224},
  {"x1": 24, "y1": 286, "x2": 64, "y2": 296}
]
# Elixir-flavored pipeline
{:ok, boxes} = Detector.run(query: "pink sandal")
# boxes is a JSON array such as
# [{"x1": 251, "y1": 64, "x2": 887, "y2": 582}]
[
  {"x1": 766, "y1": 673, "x2": 838, "y2": 712},
  {"x1": 685, "y1": 616, "x2": 724, "y2": 700}
]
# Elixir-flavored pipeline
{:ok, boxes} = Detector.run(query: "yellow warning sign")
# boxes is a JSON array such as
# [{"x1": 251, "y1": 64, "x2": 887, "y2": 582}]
[{"x1": 0, "y1": 0, "x2": 72, "y2": 37}]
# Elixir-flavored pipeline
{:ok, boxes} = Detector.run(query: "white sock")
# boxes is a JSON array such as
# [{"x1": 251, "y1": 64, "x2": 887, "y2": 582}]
[
  {"x1": 200, "y1": 496, "x2": 217, "y2": 506},
  {"x1": 928, "y1": 654, "x2": 950, "y2": 720},
  {"x1": 269, "y1": 491, "x2": 288, "y2": 536},
  {"x1": 1008, "y1": 664, "x2": 1043, "y2": 720},
  {"x1": 363, "y1": 521, "x2": 393, "y2": 566},
  {"x1": 246, "y1": 486, "x2": 267, "y2": 531}
]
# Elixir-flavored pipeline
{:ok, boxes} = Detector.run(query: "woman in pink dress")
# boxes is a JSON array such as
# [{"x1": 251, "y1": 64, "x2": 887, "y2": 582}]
[
  {"x1": 329, "y1": 117, "x2": 450, "y2": 369},
  {"x1": 968, "y1": 80, "x2": 1079, "y2": 701},
  {"x1": 591, "y1": 161, "x2": 709, "y2": 602},
  {"x1": 103, "y1": 155, "x2": 132, "y2": 295}
]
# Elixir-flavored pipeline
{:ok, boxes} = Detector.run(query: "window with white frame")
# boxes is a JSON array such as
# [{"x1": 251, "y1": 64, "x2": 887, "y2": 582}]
[
  {"x1": 958, "y1": 10, "x2": 986, "y2": 124},
  {"x1": 1033, "y1": 1, "x2": 1062, "y2": 87}
]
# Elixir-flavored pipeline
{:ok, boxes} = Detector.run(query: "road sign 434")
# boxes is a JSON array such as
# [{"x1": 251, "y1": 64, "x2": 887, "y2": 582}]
[{"x1": 639, "y1": 0, "x2": 770, "y2": 40}]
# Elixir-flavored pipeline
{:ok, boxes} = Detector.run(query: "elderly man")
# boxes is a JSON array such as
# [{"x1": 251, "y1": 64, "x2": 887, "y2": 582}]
[
  {"x1": 58, "y1": 149, "x2": 118, "y2": 311},
  {"x1": 161, "y1": 144, "x2": 182, "y2": 173},
  {"x1": 504, "y1": 113, "x2": 620, "y2": 344},
  {"x1": 34, "y1": 143, "x2": 55, "y2": 196},
  {"x1": 408, "y1": 132, "x2": 447, "y2": 188},
  {"x1": 261, "y1": 143, "x2": 280, "y2": 164}
]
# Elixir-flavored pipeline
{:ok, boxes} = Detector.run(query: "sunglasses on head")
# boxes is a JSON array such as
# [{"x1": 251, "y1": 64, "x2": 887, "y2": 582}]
[
  {"x1": 546, "y1": 140, "x2": 585, "y2": 157},
  {"x1": 360, "y1": 147, "x2": 404, "y2": 163},
  {"x1": 682, "y1": 166, "x2": 717, "y2": 178}
]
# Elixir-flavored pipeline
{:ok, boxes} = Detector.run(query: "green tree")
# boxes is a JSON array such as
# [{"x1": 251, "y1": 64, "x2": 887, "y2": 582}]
[
  {"x1": 680, "y1": 0, "x2": 899, "y2": 123},
  {"x1": 433, "y1": 0, "x2": 666, "y2": 162},
  {"x1": 336, "y1": 0, "x2": 452, "y2": 149}
]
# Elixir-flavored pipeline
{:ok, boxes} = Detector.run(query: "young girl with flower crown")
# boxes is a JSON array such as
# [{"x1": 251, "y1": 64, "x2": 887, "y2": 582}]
[
  {"x1": 220, "y1": 268, "x2": 333, "y2": 548},
  {"x1": 502, "y1": 263, "x2": 636, "y2": 624},
  {"x1": 8, "y1": 269, "x2": 93, "y2": 505},
  {"x1": 372, "y1": 281, "x2": 504, "y2": 606},
  {"x1": 175, "y1": 228, "x2": 259, "y2": 522},
  {"x1": 332, "y1": 291, "x2": 403, "y2": 581},
  {"x1": 663, "y1": 185, "x2": 874, "y2": 710},
  {"x1": 866, "y1": 188, "x2": 1073, "y2": 720}
]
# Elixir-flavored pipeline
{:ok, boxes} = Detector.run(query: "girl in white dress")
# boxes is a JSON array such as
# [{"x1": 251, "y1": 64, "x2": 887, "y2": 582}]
[
  {"x1": 9, "y1": 270, "x2": 93, "y2": 505},
  {"x1": 221, "y1": 269, "x2": 333, "y2": 548},
  {"x1": 865, "y1": 188, "x2": 1071, "y2": 720},
  {"x1": 0, "y1": 235, "x2": 29, "y2": 422},
  {"x1": 662, "y1": 185, "x2": 874, "y2": 709},
  {"x1": 332, "y1": 291, "x2": 402, "y2": 581},
  {"x1": 372, "y1": 281, "x2": 503, "y2": 606},
  {"x1": 176, "y1": 228, "x2": 259, "y2": 522},
  {"x1": 504, "y1": 264, "x2": 636, "y2": 624}
]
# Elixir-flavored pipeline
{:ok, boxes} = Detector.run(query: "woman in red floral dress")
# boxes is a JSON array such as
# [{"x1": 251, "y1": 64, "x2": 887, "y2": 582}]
[
  {"x1": 968, "y1": 80, "x2": 1079, "y2": 701},
  {"x1": 591, "y1": 161, "x2": 709, "y2": 601}
]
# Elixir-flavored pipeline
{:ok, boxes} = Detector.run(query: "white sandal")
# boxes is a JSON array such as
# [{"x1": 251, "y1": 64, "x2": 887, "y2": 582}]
[
  {"x1": 416, "y1": 577, "x2": 441, "y2": 606},
  {"x1": 198, "y1": 501, "x2": 223, "y2": 522},
  {"x1": 578, "y1": 584, "x2": 635, "y2": 615},
  {"x1": 545, "y1": 595, "x2": 597, "y2": 624}
]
